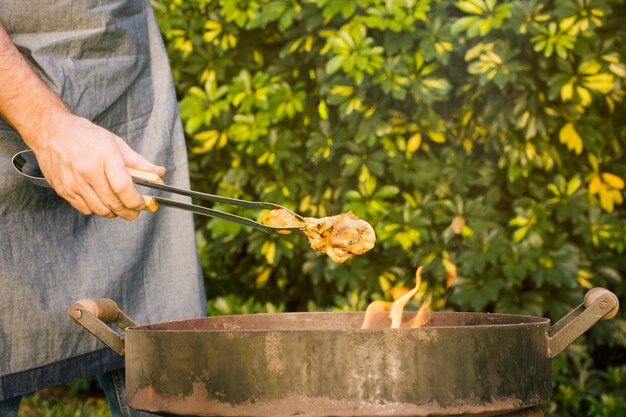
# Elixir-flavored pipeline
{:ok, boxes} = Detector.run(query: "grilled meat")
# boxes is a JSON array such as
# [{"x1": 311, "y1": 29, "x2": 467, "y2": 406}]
[{"x1": 260, "y1": 209, "x2": 376, "y2": 263}]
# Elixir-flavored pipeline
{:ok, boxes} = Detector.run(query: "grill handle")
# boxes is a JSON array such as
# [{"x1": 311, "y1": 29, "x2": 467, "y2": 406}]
[
  {"x1": 547, "y1": 287, "x2": 619, "y2": 359},
  {"x1": 68, "y1": 298, "x2": 136, "y2": 357}
]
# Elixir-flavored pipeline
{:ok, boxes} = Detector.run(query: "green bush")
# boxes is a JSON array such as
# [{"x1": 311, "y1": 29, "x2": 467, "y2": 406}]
[{"x1": 153, "y1": 0, "x2": 625, "y2": 414}]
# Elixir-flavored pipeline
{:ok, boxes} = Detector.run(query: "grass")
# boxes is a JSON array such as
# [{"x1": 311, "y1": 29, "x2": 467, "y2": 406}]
[{"x1": 18, "y1": 380, "x2": 109, "y2": 417}]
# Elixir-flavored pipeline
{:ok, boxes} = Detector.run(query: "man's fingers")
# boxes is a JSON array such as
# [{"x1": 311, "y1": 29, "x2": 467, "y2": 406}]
[
  {"x1": 103, "y1": 156, "x2": 146, "y2": 213},
  {"x1": 114, "y1": 136, "x2": 167, "y2": 177},
  {"x1": 68, "y1": 197, "x2": 94, "y2": 216},
  {"x1": 70, "y1": 161, "x2": 141, "y2": 221},
  {"x1": 54, "y1": 185, "x2": 94, "y2": 217},
  {"x1": 29, "y1": 116, "x2": 158, "y2": 221},
  {"x1": 74, "y1": 181, "x2": 117, "y2": 219}
]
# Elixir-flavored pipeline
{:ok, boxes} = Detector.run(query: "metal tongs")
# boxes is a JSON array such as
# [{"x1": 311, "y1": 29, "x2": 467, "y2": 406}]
[{"x1": 12, "y1": 149, "x2": 305, "y2": 235}]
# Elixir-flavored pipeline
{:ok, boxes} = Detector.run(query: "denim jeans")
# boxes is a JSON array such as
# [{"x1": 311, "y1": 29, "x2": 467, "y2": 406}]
[
  {"x1": 0, "y1": 369, "x2": 158, "y2": 417},
  {"x1": 0, "y1": 395, "x2": 20, "y2": 417}
]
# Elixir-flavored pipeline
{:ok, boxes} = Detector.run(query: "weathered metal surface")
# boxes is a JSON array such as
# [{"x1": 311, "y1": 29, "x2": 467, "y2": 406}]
[
  {"x1": 124, "y1": 312, "x2": 552, "y2": 416},
  {"x1": 547, "y1": 288, "x2": 619, "y2": 358},
  {"x1": 69, "y1": 288, "x2": 619, "y2": 417},
  {"x1": 69, "y1": 299, "x2": 136, "y2": 357},
  {"x1": 500, "y1": 407, "x2": 543, "y2": 416}
]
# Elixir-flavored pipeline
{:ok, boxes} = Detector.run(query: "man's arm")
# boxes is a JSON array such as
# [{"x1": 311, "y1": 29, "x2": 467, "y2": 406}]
[{"x1": 0, "y1": 22, "x2": 166, "y2": 220}]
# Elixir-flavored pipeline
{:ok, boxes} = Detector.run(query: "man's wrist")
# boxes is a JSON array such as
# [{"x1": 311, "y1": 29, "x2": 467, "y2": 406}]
[
  {"x1": 16, "y1": 104, "x2": 74, "y2": 151},
  {"x1": 0, "y1": 21, "x2": 74, "y2": 150}
]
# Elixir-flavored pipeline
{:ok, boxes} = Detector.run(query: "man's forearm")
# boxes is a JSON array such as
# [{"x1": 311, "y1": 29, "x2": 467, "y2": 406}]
[
  {"x1": 0, "y1": 21, "x2": 165, "y2": 220},
  {"x1": 0, "y1": 22, "x2": 72, "y2": 149}
]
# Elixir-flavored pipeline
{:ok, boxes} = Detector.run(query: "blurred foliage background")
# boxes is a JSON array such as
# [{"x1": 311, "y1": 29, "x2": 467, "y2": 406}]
[{"x1": 155, "y1": 0, "x2": 626, "y2": 416}]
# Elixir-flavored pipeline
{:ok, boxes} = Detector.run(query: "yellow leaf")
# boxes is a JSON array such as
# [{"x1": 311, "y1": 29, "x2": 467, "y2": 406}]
[
  {"x1": 579, "y1": 60, "x2": 602, "y2": 75},
  {"x1": 560, "y1": 16, "x2": 577, "y2": 32},
  {"x1": 612, "y1": 189, "x2": 623, "y2": 205},
  {"x1": 304, "y1": 36, "x2": 314, "y2": 52},
  {"x1": 256, "y1": 267, "x2": 272, "y2": 288},
  {"x1": 560, "y1": 79, "x2": 575, "y2": 101},
  {"x1": 253, "y1": 49, "x2": 264, "y2": 65},
  {"x1": 407, "y1": 132, "x2": 422, "y2": 152},
  {"x1": 577, "y1": 269, "x2": 593, "y2": 289},
  {"x1": 525, "y1": 142, "x2": 536, "y2": 159},
  {"x1": 559, "y1": 123, "x2": 583, "y2": 154},
  {"x1": 602, "y1": 53, "x2": 619, "y2": 64},
  {"x1": 204, "y1": 20, "x2": 222, "y2": 30},
  {"x1": 262, "y1": 241, "x2": 276, "y2": 264},
  {"x1": 429, "y1": 131, "x2": 446, "y2": 143},
  {"x1": 227, "y1": 34, "x2": 237, "y2": 49},
  {"x1": 330, "y1": 85, "x2": 354, "y2": 96},
  {"x1": 461, "y1": 224, "x2": 474, "y2": 237},
  {"x1": 203, "y1": 30, "x2": 221, "y2": 43},
  {"x1": 218, "y1": 132, "x2": 228, "y2": 148},
  {"x1": 378, "y1": 273, "x2": 392, "y2": 293},
  {"x1": 588, "y1": 154, "x2": 599, "y2": 171},
  {"x1": 584, "y1": 73, "x2": 614, "y2": 94},
  {"x1": 609, "y1": 62, "x2": 626, "y2": 78},
  {"x1": 232, "y1": 92, "x2": 247, "y2": 106},
  {"x1": 318, "y1": 100, "x2": 329, "y2": 120},
  {"x1": 257, "y1": 151, "x2": 269, "y2": 165},
  {"x1": 364, "y1": 106, "x2": 376, "y2": 118},
  {"x1": 601, "y1": 172, "x2": 625, "y2": 190},
  {"x1": 193, "y1": 130, "x2": 220, "y2": 153},
  {"x1": 457, "y1": 0, "x2": 485, "y2": 15},
  {"x1": 509, "y1": 216, "x2": 528, "y2": 227},
  {"x1": 588, "y1": 175, "x2": 603, "y2": 195},
  {"x1": 599, "y1": 188, "x2": 614, "y2": 212},
  {"x1": 359, "y1": 165, "x2": 370, "y2": 184},
  {"x1": 464, "y1": 43, "x2": 486, "y2": 62},
  {"x1": 577, "y1": 86, "x2": 592, "y2": 106},
  {"x1": 606, "y1": 96, "x2": 615, "y2": 113},
  {"x1": 289, "y1": 37, "x2": 304, "y2": 53},
  {"x1": 195, "y1": 129, "x2": 220, "y2": 142},
  {"x1": 345, "y1": 98, "x2": 362, "y2": 116},
  {"x1": 548, "y1": 183, "x2": 560, "y2": 197},
  {"x1": 462, "y1": 110, "x2": 473, "y2": 126},
  {"x1": 566, "y1": 176, "x2": 582, "y2": 196},
  {"x1": 513, "y1": 226, "x2": 529, "y2": 242},
  {"x1": 299, "y1": 195, "x2": 311, "y2": 212},
  {"x1": 518, "y1": 111, "x2": 530, "y2": 128}
]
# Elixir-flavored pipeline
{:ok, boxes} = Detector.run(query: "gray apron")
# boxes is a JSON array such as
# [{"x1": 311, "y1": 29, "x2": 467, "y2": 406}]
[{"x1": 0, "y1": 0, "x2": 206, "y2": 400}]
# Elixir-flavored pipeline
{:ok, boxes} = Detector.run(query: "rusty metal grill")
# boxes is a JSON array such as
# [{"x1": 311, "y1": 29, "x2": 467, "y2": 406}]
[{"x1": 69, "y1": 289, "x2": 618, "y2": 417}]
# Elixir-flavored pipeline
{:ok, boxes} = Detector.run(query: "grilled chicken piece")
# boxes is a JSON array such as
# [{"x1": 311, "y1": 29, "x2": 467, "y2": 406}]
[
  {"x1": 259, "y1": 208, "x2": 304, "y2": 232},
  {"x1": 260, "y1": 209, "x2": 376, "y2": 263}
]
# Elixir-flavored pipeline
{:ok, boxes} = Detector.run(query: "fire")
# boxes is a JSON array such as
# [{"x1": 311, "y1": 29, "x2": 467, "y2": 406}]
[{"x1": 361, "y1": 266, "x2": 432, "y2": 329}]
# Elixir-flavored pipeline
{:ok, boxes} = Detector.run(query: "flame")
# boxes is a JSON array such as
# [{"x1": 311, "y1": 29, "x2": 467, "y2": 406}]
[
  {"x1": 360, "y1": 300, "x2": 393, "y2": 329},
  {"x1": 389, "y1": 266, "x2": 423, "y2": 328},
  {"x1": 407, "y1": 295, "x2": 432, "y2": 328},
  {"x1": 361, "y1": 266, "x2": 430, "y2": 329}
]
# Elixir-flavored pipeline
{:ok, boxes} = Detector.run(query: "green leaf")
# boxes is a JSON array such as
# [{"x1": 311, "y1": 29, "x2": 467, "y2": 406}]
[
  {"x1": 374, "y1": 185, "x2": 400, "y2": 199},
  {"x1": 326, "y1": 55, "x2": 344, "y2": 74}
]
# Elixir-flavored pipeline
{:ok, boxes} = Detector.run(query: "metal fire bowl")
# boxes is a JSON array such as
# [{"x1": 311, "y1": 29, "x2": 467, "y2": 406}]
[{"x1": 69, "y1": 288, "x2": 619, "y2": 417}]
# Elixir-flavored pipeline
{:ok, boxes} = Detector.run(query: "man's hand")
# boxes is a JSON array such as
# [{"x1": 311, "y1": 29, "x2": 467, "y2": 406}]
[
  {"x1": 1, "y1": 21, "x2": 164, "y2": 221},
  {"x1": 32, "y1": 114, "x2": 166, "y2": 220}
]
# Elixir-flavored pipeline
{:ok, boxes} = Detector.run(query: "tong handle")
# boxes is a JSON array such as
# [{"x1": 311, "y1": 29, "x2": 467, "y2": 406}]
[
  {"x1": 126, "y1": 166, "x2": 304, "y2": 234},
  {"x1": 127, "y1": 167, "x2": 163, "y2": 213},
  {"x1": 127, "y1": 167, "x2": 164, "y2": 185}
]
